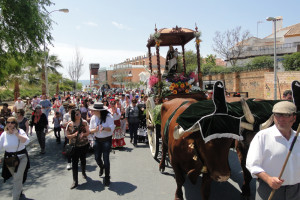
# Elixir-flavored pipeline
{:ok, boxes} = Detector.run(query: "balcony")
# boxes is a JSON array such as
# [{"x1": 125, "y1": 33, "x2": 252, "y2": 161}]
[{"x1": 227, "y1": 42, "x2": 300, "y2": 60}]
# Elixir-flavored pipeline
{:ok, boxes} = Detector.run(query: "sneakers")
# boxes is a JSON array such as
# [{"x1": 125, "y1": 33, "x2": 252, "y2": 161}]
[{"x1": 67, "y1": 163, "x2": 72, "y2": 170}]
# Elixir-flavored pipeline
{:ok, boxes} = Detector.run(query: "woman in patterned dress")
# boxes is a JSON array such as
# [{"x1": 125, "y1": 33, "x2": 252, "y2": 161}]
[{"x1": 110, "y1": 99, "x2": 125, "y2": 148}]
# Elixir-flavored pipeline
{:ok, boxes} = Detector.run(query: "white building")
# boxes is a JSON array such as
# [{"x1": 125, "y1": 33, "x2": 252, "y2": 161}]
[{"x1": 226, "y1": 20, "x2": 300, "y2": 71}]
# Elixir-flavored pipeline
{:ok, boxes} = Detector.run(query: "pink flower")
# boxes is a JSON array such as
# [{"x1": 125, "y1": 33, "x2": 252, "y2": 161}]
[
  {"x1": 149, "y1": 75, "x2": 159, "y2": 88},
  {"x1": 189, "y1": 72, "x2": 198, "y2": 82}
]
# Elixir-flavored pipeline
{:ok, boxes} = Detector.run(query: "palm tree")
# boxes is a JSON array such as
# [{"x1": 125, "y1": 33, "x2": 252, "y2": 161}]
[
  {"x1": 46, "y1": 54, "x2": 63, "y2": 95},
  {"x1": 32, "y1": 52, "x2": 63, "y2": 95}
]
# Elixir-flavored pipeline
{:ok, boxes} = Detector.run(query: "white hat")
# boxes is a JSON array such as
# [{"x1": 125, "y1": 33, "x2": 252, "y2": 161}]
[{"x1": 273, "y1": 101, "x2": 296, "y2": 114}]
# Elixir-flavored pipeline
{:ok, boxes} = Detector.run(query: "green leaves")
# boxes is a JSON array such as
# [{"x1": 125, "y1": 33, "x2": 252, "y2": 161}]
[
  {"x1": 283, "y1": 52, "x2": 300, "y2": 71},
  {"x1": 0, "y1": 0, "x2": 53, "y2": 55}
]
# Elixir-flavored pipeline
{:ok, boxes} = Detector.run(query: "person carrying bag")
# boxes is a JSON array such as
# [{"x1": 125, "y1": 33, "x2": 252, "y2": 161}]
[
  {"x1": 0, "y1": 117, "x2": 30, "y2": 200},
  {"x1": 66, "y1": 109, "x2": 90, "y2": 189},
  {"x1": 4, "y1": 140, "x2": 20, "y2": 168}
]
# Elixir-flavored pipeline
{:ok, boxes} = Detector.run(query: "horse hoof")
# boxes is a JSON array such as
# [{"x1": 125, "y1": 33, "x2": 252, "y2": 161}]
[{"x1": 159, "y1": 167, "x2": 165, "y2": 173}]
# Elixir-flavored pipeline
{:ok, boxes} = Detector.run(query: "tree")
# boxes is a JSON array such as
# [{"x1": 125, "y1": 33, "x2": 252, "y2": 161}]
[
  {"x1": 0, "y1": 0, "x2": 54, "y2": 77},
  {"x1": 212, "y1": 26, "x2": 251, "y2": 66},
  {"x1": 205, "y1": 54, "x2": 217, "y2": 66},
  {"x1": 282, "y1": 52, "x2": 300, "y2": 71},
  {"x1": 67, "y1": 48, "x2": 84, "y2": 91},
  {"x1": 178, "y1": 50, "x2": 203, "y2": 73},
  {"x1": 114, "y1": 70, "x2": 128, "y2": 88},
  {"x1": 246, "y1": 56, "x2": 273, "y2": 70}
]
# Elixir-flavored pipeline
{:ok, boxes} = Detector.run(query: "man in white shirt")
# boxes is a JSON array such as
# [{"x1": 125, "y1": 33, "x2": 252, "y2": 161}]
[
  {"x1": 246, "y1": 101, "x2": 300, "y2": 200},
  {"x1": 14, "y1": 97, "x2": 25, "y2": 113}
]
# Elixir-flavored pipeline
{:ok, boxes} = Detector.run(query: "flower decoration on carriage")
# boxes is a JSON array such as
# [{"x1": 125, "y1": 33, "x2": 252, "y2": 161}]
[
  {"x1": 194, "y1": 31, "x2": 202, "y2": 45},
  {"x1": 148, "y1": 74, "x2": 159, "y2": 88},
  {"x1": 166, "y1": 72, "x2": 196, "y2": 94},
  {"x1": 150, "y1": 32, "x2": 162, "y2": 47}
]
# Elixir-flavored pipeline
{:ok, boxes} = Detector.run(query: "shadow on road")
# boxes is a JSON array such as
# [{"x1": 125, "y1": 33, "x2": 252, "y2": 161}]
[
  {"x1": 108, "y1": 181, "x2": 137, "y2": 196},
  {"x1": 76, "y1": 176, "x2": 104, "y2": 192}
]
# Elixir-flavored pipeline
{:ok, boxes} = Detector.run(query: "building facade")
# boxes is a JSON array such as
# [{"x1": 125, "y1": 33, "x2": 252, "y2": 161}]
[
  {"x1": 226, "y1": 21, "x2": 300, "y2": 70},
  {"x1": 108, "y1": 54, "x2": 166, "y2": 88}
]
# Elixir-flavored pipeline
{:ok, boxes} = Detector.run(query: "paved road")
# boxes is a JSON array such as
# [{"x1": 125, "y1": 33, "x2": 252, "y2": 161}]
[{"x1": 0, "y1": 126, "x2": 256, "y2": 200}]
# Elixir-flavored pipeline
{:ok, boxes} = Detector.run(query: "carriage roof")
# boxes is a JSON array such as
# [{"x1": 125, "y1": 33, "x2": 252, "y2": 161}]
[{"x1": 146, "y1": 26, "x2": 196, "y2": 47}]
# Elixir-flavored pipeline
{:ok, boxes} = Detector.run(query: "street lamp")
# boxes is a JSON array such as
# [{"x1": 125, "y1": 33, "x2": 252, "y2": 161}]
[
  {"x1": 266, "y1": 16, "x2": 281, "y2": 100},
  {"x1": 44, "y1": 8, "x2": 69, "y2": 97},
  {"x1": 257, "y1": 21, "x2": 263, "y2": 38}
]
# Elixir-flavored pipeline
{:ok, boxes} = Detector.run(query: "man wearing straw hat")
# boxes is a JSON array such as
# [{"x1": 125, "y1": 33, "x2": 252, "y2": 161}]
[{"x1": 246, "y1": 101, "x2": 300, "y2": 200}]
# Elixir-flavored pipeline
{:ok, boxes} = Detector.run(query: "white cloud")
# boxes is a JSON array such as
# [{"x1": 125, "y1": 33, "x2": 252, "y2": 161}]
[
  {"x1": 112, "y1": 21, "x2": 130, "y2": 30},
  {"x1": 49, "y1": 43, "x2": 145, "y2": 80},
  {"x1": 85, "y1": 21, "x2": 98, "y2": 27},
  {"x1": 75, "y1": 25, "x2": 81, "y2": 30}
]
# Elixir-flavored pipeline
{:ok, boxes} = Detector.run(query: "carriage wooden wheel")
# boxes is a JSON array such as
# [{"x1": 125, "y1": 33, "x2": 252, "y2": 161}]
[{"x1": 146, "y1": 97, "x2": 160, "y2": 158}]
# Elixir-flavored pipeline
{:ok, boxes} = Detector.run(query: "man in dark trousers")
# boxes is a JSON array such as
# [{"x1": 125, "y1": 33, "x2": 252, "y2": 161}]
[{"x1": 125, "y1": 99, "x2": 140, "y2": 146}]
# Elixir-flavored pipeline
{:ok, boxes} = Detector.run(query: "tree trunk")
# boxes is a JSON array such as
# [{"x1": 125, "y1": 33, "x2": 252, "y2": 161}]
[
  {"x1": 42, "y1": 64, "x2": 46, "y2": 95},
  {"x1": 14, "y1": 79, "x2": 20, "y2": 101},
  {"x1": 56, "y1": 82, "x2": 59, "y2": 95}
]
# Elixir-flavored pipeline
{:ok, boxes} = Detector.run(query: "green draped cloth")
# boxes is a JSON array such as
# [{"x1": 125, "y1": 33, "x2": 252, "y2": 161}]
[{"x1": 176, "y1": 99, "x2": 282, "y2": 142}]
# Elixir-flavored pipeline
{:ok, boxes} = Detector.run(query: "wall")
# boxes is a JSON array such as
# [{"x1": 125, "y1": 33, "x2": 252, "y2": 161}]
[
  {"x1": 203, "y1": 70, "x2": 300, "y2": 100},
  {"x1": 264, "y1": 71, "x2": 300, "y2": 99}
]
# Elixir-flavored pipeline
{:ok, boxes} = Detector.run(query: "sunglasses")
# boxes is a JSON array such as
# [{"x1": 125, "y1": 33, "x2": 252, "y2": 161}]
[
  {"x1": 75, "y1": 113, "x2": 81, "y2": 116},
  {"x1": 7, "y1": 121, "x2": 16, "y2": 124},
  {"x1": 274, "y1": 113, "x2": 294, "y2": 118},
  {"x1": 16, "y1": 112, "x2": 20, "y2": 114}
]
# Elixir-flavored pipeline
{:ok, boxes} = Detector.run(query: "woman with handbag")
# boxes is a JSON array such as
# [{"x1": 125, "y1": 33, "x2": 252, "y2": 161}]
[
  {"x1": 66, "y1": 108, "x2": 90, "y2": 189},
  {"x1": 89, "y1": 102, "x2": 115, "y2": 186},
  {"x1": 0, "y1": 116, "x2": 30, "y2": 200}
]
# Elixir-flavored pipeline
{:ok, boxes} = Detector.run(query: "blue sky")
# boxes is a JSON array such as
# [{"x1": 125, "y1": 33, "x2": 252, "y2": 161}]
[{"x1": 48, "y1": 0, "x2": 300, "y2": 80}]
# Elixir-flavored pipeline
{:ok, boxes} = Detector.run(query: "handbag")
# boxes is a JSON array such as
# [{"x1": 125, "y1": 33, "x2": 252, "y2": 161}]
[
  {"x1": 4, "y1": 139, "x2": 20, "y2": 168},
  {"x1": 64, "y1": 120, "x2": 82, "y2": 156},
  {"x1": 64, "y1": 143, "x2": 75, "y2": 157}
]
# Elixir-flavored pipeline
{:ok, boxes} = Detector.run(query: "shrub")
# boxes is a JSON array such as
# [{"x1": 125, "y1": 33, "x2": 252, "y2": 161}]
[
  {"x1": 247, "y1": 56, "x2": 273, "y2": 70},
  {"x1": 0, "y1": 89, "x2": 14, "y2": 101},
  {"x1": 283, "y1": 52, "x2": 300, "y2": 71}
]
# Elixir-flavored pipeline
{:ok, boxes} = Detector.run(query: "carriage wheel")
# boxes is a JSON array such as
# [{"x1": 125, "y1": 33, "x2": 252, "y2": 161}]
[{"x1": 146, "y1": 97, "x2": 159, "y2": 159}]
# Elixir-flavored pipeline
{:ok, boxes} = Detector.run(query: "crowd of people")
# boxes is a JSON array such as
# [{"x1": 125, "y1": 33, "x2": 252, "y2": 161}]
[
  {"x1": 0, "y1": 88, "x2": 299, "y2": 199},
  {"x1": 0, "y1": 90, "x2": 149, "y2": 198}
]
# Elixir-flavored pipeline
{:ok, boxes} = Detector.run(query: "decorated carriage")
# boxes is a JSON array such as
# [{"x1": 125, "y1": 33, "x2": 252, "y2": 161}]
[
  {"x1": 145, "y1": 25, "x2": 207, "y2": 158},
  {"x1": 144, "y1": 26, "x2": 300, "y2": 200}
]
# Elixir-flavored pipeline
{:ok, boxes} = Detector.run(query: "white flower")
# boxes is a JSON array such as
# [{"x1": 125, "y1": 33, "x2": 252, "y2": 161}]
[
  {"x1": 191, "y1": 86, "x2": 201, "y2": 91},
  {"x1": 188, "y1": 78, "x2": 195, "y2": 85},
  {"x1": 194, "y1": 31, "x2": 201, "y2": 38}
]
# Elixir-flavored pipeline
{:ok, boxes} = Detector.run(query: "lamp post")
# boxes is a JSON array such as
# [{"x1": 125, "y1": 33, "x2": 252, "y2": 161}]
[
  {"x1": 257, "y1": 21, "x2": 263, "y2": 38},
  {"x1": 44, "y1": 8, "x2": 69, "y2": 97},
  {"x1": 266, "y1": 16, "x2": 281, "y2": 100}
]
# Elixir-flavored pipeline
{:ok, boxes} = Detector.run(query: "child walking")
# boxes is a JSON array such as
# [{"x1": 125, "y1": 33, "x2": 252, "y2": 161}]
[{"x1": 53, "y1": 111, "x2": 62, "y2": 144}]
